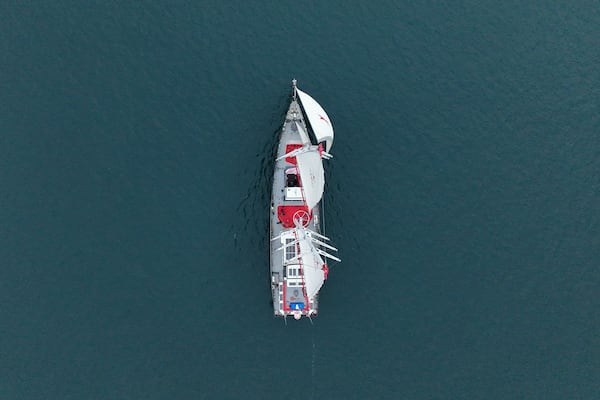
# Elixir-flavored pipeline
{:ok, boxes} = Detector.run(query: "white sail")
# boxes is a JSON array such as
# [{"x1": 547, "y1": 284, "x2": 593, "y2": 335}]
[
  {"x1": 296, "y1": 88, "x2": 334, "y2": 152},
  {"x1": 296, "y1": 148, "x2": 325, "y2": 210},
  {"x1": 295, "y1": 121, "x2": 311, "y2": 146},
  {"x1": 298, "y1": 237, "x2": 325, "y2": 299}
]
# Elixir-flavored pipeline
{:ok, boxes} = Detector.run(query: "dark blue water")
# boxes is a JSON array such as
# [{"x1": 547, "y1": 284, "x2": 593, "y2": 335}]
[{"x1": 1, "y1": 1, "x2": 599, "y2": 398}]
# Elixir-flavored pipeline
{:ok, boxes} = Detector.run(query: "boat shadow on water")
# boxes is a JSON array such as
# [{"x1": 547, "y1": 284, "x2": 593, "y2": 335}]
[{"x1": 230, "y1": 97, "x2": 288, "y2": 307}]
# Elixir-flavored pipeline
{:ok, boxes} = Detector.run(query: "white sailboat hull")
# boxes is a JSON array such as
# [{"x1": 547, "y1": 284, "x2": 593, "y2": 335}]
[{"x1": 268, "y1": 81, "x2": 338, "y2": 319}]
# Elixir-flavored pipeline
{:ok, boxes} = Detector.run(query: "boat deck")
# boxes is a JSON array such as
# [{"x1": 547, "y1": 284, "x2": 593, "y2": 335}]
[{"x1": 270, "y1": 99, "x2": 322, "y2": 318}]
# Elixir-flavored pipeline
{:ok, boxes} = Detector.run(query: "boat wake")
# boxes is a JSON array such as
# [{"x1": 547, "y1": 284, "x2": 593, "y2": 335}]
[{"x1": 311, "y1": 329, "x2": 316, "y2": 400}]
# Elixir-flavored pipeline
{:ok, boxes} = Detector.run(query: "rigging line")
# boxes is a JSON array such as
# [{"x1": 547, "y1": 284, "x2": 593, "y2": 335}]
[{"x1": 321, "y1": 197, "x2": 325, "y2": 234}]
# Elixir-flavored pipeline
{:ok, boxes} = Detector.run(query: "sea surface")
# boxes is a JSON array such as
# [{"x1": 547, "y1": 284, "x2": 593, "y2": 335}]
[{"x1": 1, "y1": 1, "x2": 599, "y2": 399}]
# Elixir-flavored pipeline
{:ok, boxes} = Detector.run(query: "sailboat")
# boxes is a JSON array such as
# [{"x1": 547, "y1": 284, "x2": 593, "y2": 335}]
[{"x1": 269, "y1": 80, "x2": 340, "y2": 320}]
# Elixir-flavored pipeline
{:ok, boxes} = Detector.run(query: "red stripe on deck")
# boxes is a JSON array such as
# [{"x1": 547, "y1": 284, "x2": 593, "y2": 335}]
[
  {"x1": 285, "y1": 144, "x2": 303, "y2": 165},
  {"x1": 283, "y1": 282, "x2": 289, "y2": 311}
]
